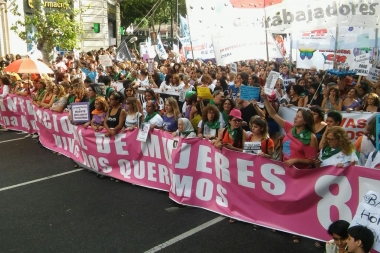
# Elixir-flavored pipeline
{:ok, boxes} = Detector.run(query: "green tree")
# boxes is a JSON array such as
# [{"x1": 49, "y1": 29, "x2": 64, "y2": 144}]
[
  {"x1": 9, "y1": 0, "x2": 88, "y2": 62},
  {"x1": 120, "y1": 0, "x2": 186, "y2": 32}
]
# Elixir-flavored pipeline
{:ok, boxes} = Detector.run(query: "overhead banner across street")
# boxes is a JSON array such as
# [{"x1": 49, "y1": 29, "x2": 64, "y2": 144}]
[{"x1": 1, "y1": 95, "x2": 380, "y2": 243}]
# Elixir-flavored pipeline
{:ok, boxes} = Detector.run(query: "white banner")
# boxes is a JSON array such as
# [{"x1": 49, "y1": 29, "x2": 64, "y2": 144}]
[
  {"x1": 265, "y1": 0, "x2": 380, "y2": 32},
  {"x1": 212, "y1": 29, "x2": 282, "y2": 65},
  {"x1": 186, "y1": 0, "x2": 380, "y2": 36},
  {"x1": 278, "y1": 106, "x2": 376, "y2": 143}
]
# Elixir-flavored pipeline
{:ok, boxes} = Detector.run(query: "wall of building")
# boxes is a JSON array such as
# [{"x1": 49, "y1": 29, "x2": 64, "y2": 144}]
[{"x1": 0, "y1": 0, "x2": 120, "y2": 56}]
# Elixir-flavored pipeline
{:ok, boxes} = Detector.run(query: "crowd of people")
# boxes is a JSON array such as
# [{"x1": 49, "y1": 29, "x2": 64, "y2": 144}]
[{"x1": 0, "y1": 47, "x2": 379, "y2": 251}]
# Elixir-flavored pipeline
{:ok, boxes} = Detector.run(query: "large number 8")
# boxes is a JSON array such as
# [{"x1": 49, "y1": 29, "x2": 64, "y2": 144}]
[{"x1": 315, "y1": 175, "x2": 353, "y2": 229}]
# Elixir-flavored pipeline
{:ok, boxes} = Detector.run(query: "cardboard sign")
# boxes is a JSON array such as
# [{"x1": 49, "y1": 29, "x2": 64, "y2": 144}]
[
  {"x1": 179, "y1": 90, "x2": 186, "y2": 102},
  {"x1": 243, "y1": 142, "x2": 262, "y2": 154},
  {"x1": 240, "y1": 85, "x2": 260, "y2": 101},
  {"x1": 283, "y1": 78, "x2": 296, "y2": 87},
  {"x1": 98, "y1": 55, "x2": 113, "y2": 67},
  {"x1": 230, "y1": 63, "x2": 237, "y2": 74},
  {"x1": 350, "y1": 190, "x2": 380, "y2": 252},
  {"x1": 197, "y1": 86, "x2": 213, "y2": 100},
  {"x1": 137, "y1": 123, "x2": 150, "y2": 142},
  {"x1": 368, "y1": 67, "x2": 380, "y2": 82},
  {"x1": 71, "y1": 102, "x2": 90, "y2": 123},
  {"x1": 148, "y1": 58, "x2": 154, "y2": 73},
  {"x1": 352, "y1": 53, "x2": 371, "y2": 76},
  {"x1": 264, "y1": 71, "x2": 280, "y2": 95}
]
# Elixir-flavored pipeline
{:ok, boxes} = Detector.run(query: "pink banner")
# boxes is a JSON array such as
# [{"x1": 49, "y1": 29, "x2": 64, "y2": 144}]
[
  {"x1": 2, "y1": 95, "x2": 380, "y2": 246},
  {"x1": 0, "y1": 95, "x2": 38, "y2": 133}
]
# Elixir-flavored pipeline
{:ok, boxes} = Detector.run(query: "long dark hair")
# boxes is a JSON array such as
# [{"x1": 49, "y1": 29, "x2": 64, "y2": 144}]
[{"x1": 298, "y1": 108, "x2": 315, "y2": 133}]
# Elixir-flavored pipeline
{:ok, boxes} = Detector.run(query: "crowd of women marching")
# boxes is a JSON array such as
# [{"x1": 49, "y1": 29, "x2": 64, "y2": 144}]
[{"x1": 0, "y1": 47, "x2": 378, "y2": 252}]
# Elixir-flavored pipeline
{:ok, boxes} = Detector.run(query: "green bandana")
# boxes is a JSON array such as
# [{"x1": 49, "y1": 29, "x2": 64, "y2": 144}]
[
  {"x1": 67, "y1": 95, "x2": 75, "y2": 104},
  {"x1": 221, "y1": 111, "x2": 228, "y2": 126},
  {"x1": 292, "y1": 127, "x2": 311, "y2": 145},
  {"x1": 205, "y1": 120, "x2": 220, "y2": 129},
  {"x1": 180, "y1": 131, "x2": 193, "y2": 137},
  {"x1": 227, "y1": 125, "x2": 238, "y2": 140},
  {"x1": 321, "y1": 146, "x2": 342, "y2": 160},
  {"x1": 144, "y1": 112, "x2": 158, "y2": 123},
  {"x1": 209, "y1": 99, "x2": 216, "y2": 105},
  {"x1": 11, "y1": 81, "x2": 17, "y2": 89},
  {"x1": 89, "y1": 97, "x2": 96, "y2": 104}
]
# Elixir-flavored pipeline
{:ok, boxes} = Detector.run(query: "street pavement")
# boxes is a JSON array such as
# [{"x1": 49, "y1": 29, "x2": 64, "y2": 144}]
[{"x1": 0, "y1": 131, "x2": 326, "y2": 253}]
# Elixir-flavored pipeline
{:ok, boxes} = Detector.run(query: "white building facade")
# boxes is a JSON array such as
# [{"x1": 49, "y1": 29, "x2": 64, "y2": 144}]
[{"x1": 0, "y1": 0, "x2": 121, "y2": 56}]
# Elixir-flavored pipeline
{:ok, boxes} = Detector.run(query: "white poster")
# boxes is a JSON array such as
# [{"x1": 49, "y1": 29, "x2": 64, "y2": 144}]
[
  {"x1": 264, "y1": 71, "x2": 280, "y2": 95},
  {"x1": 351, "y1": 53, "x2": 371, "y2": 76},
  {"x1": 230, "y1": 63, "x2": 237, "y2": 74},
  {"x1": 98, "y1": 55, "x2": 113, "y2": 67},
  {"x1": 212, "y1": 29, "x2": 282, "y2": 65},
  {"x1": 350, "y1": 191, "x2": 380, "y2": 252},
  {"x1": 368, "y1": 67, "x2": 380, "y2": 82}
]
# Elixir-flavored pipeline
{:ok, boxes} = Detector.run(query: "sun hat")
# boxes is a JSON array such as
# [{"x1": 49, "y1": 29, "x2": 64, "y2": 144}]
[
  {"x1": 229, "y1": 108, "x2": 242, "y2": 120},
  {"x1": 9, "y1": 73, "x2": 21, "y2": 81}
]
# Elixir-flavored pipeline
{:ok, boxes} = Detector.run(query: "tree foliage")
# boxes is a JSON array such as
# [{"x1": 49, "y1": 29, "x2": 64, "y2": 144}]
[
  {"x1": 120, "y1": 0, "x2": 186, "y2": 31},
  {"x1": 9, "y1": 0, "x2": 88, "y2": 61}
]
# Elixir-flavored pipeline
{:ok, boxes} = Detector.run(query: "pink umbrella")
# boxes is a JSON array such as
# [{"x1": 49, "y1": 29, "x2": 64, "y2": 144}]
[{"x1": 4, "y1": 58, "x2": 54, "y2": 74}]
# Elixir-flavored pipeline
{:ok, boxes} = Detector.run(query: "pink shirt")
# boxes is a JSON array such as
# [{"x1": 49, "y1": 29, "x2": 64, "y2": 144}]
[{"x1": 282, "y1": 121, "x2": 318, "y2": 169}]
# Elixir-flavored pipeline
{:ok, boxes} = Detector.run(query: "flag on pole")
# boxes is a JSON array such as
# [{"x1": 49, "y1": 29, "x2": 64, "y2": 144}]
[
  {"x1": 155, "y1": 34, "x2": 168, "y2": 60},
  {"x1": 116, "y1": 40, "x2": 134, "y2": 62}
]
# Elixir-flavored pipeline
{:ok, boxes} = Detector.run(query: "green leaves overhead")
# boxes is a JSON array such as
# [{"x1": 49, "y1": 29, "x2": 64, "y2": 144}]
[{"x1": 9, "y1": 0, "x2": 88, "y2": 60}]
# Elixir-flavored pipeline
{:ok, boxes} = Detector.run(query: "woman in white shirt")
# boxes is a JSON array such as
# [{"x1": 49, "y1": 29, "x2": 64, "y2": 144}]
[
  {"x1": 138, "y1": 69, "x2": 150, "y2": 88},
  {"x1": 315, "y1": 126, "x2": 359, "y2": 168},
  {"x1": 124, "y1": 97, "x2": 143, "y2": 131},
  {"x1": 160, "y1": 73, "x2": 174, "y2": 91},
  {"x1": 0, "y1": 76, "x2": 10, "y2": 99},
  {"x1": 144, "y1": 100, "x2": 163, "y2": 130}
]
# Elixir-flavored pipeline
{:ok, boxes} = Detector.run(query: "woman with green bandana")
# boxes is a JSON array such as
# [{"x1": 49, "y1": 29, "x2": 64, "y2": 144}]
[
  {"x1": 214, "y1": 108, "x2": 246, "y2": 152},
  {"x1": 197, "y1": 104, "x2": 220, "y2": 140},
  {"x1": 172, "y1": 118, "x2": 196, "y2": 138},
  {"x1": 262, "y1": 90, "x2": 318, "y2": 170},
  {"x1": 218, "y1": 98, "x2": 236, "y2": 128},
  {"x1": 315, "y1": 126, "x2": 358, "y2": 168},
  {"x1": 144, "y1": 100, "x2": 163, "y2": 130}
]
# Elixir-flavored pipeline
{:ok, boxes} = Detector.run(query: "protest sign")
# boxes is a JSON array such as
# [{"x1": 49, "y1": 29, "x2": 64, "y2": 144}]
[
  {"x1": 264, "y1": 71, "x2": 280, "y2": 95},
  {"x1": 230, "y1": 63, "x2": 237, "y2": 74},
  {"x1": 137, "y1": 123, "x2": 150, "y2": 142},
  {"x1": 148, "y1": 58, "x2": 154, "y2": 73},
  {"x1": 240, "y1": 86, "x2": 260, "y2": 101},
  {"x1": 243, "y1": 142, "x2": 261, "y2": 154},
  {"x1": 197, "y1": 86, "x2": 213, "y2": 100},
  {"x1": 350, "y1": 191, "x2": 380, "y2": 252},
  {"x1": 352, "y1": 53, "x2": 371, "y2": 76},
  {"x1": 368, "y1": 68, "x2": 380, "y2": 82},
  {"x1": 283, "y1": 78, "x2": 296, "y2": 87},
  {"x1": 179, "y1": 90, "x2": 186, "y2": 102},
  {"x1": 71, "y1": 102, "x2": 90, "y2": 123},
  {"x1": 98, "y1": 55, "x2": 113, "y2": 67},
  {"x1": 279, "y1": 106, "x2": 375, "y2": 143}
]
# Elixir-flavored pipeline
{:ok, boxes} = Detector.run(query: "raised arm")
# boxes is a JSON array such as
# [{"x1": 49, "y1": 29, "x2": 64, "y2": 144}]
[{"x1": 261, "y1": 91, "x2": 286, "y2": 128}]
